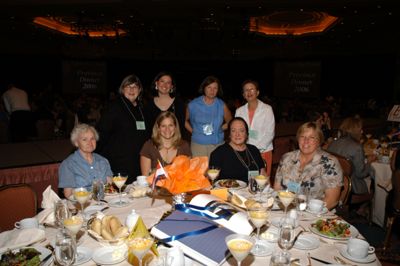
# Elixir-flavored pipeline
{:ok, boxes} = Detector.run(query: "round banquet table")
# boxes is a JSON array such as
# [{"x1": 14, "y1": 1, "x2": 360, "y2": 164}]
[{"x1": 35, "y1": 191, "x2": 382, "y2": 266}]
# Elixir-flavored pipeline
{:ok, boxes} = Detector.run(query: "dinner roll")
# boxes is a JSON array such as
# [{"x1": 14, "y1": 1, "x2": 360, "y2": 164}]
[
  {"x1": 109, "y1": 216, "x2": 122, "y2": 235},
  {"x1": 91, "y1": 218, "x2": 102, "y2": 235},
  {"x1": 114, "y1": 226, "x2": 129, "y2": 239}
]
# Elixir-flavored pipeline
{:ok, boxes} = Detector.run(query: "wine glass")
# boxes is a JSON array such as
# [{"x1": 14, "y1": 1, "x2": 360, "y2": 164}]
[
  {"x1": 278, "y1": 218, "x2": 295, "y2": 253},
  {"x1": 63, "y1": 215, "x2": 83, "y2": 243},
  {"x1": 247, "y1": 205, "x2": 270, "y2": 256},
  {"x1": 225, "y1": 233, "x2": 255, "y2": 266},
  {"x1": 278, "y1": 190, "x2": 295, "y2": 215},
  {"x1": 296, "y1": 186, "x2": 308, "y2": 216},
  {"x1": 128, "y1": 236, "x2": 154, "y2": 266},
  {"x1": 254, "y1": 175, "x2": 269, "y2": 202},
  {"x1": 92, "y1": 178, "x2": 105, "y2": 205},
  {"x1": 54, "y1": 199, "x2": 71, "y2": 228},
  {"x1": 113, "y1": 174, "x2": 128, "y2": 205},
  {"x1": 207, "y1": 167, "x2": 220, "y2": 188},
  {"x1": 55, "y1": 228, "x2": 77, "y2": 266},
  {"x1": 270, "y1": 249, "x2": 291, "y2": 266},
  {"x1": 73, "y1": 187, "x2": 91, "y2": 214}
]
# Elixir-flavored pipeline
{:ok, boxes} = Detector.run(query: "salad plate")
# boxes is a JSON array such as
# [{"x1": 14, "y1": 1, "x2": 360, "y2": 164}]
[
  {"x1": 0, "y1": 246, "x2": 52, "y2": 266},
  {"x1": 309, "y1": 219, "x2": 359, "y2": 240}
]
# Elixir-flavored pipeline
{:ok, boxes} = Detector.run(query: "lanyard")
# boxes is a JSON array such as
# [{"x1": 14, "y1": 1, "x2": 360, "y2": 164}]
[{"x1": 121, "y1": 96, "x2": 145, "y2": 122}]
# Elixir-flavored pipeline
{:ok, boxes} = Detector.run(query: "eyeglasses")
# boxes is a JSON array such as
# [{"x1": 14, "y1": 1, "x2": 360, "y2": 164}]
[
  {"x1": 126, "y1": 84, "x2": 140, "y2": 90},
  {"x1": 243, "y1": 88, "x2": 256, "y2": 93},
  {"x1": 298, "y1": 135, "x2": 318, "y2": 143}
]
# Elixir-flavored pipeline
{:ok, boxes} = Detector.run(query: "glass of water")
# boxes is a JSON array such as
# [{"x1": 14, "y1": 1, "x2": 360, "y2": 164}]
[
  {"x1": 55, "y1": 228, "x2": 76, "y2": 266},
  {"x1": 270, "y1": 249, "x2": 290, "y2": 266},
  {"x1": 54, "y1": 199, "x2": 71, "y2": 228},
  {"x1": 92, "y1": 178, "x2": 105, "y2": 205}
]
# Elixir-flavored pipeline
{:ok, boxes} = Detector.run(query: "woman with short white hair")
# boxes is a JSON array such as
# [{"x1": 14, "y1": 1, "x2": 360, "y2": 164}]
[{"x1": 59, "y1": 123, "x2": 112, "y2": 198}]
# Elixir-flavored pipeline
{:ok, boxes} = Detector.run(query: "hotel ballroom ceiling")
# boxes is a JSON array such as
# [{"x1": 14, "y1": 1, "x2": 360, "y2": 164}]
[{"x1": 1, "y1": 0, "x2": 400, "y2": 59}]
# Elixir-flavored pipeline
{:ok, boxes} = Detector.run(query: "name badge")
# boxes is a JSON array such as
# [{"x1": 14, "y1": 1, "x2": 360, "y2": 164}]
[
  {"x1": 287, "y1": 181, "x2": 300, "y2": 193},
  {"x1": 136, "y1": 121, "x2": 146, "y2": 130},
  {"x1": 202, "y1": 123, "x2": 214, "y2": 135},
  {"x1": 249, "y1": 129, "x2": 258, "y2": 140}
]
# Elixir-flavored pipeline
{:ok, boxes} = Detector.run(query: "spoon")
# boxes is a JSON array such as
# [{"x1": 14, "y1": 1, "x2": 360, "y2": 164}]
[
  {"x1": 290, "y1": 258, "x2": 300, "y2": 266},
  {"x1": 334, "y1": 256, "x2": 357, "y2": 266}
]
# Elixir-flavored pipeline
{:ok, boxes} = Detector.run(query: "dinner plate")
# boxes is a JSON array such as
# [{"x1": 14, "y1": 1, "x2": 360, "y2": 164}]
[
  {"x1": 250, "y1": 239, "x2": 274, "y2": 257},
  {"x1": 214, "y1": 179, "x2": 246, "y2": 190},
  {"x1": 92, "y1": 246, "x2": 127, "y2": 265},
  {"x1": 339, "y1": 246, "x2": 376, "y2": 263},
  {"x1": 260, "y1": 227, "x2": 278, "y2": 242},
  {"x1": 74, "y1": 247, "x2": 92, "y2": 265},
  {"x1": 0, "y1": 246, "x2": 53, "y2": 266},
  {"x1": 293, "y1": 235, "x2": 320, "y2": 250},
  {"x1": 108, "y1": 197, "x2": 132, "y2": 208},
  {"x1": 309, "y1": 221, "x2": 359, "y2": 240},
  {"x1": 305, "y1": 207, "x2": 328, "y2": 215}
]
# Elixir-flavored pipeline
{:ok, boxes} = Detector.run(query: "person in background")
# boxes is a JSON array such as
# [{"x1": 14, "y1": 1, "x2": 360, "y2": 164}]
[
  {"x1": 145, "y1": 71, "x2": 186, "y2": 139},
  {"x1": 2, "y1": 84, "x2": 35, "y2": 142},
  {"x1": 96, "y1": 74, "x2": 150, "y2": 183},
  {"x1": 185, "y1": 76, "x2": 232, "y2": 157},
  {"x1": 321, "y1": 111, "x2": 332, "y2": 142},
  {"x1": 327, "y1": 116, "x2": 376, "y2": 195},
  {"x1": 274, "y1": 122, "x2": 342, "y2": 210},
  {"x1": 140, "y1": 111, "x2": 191, "y2": 175},
  {"x1": 209, "y1": 117, "x2": 266, "y2": 184},
  {"x1": 235, "y1": 80, "x2": 275, "y2": 177},
  {"x1": 59, "y1": 123, "x2": 112, "y2": 198}
]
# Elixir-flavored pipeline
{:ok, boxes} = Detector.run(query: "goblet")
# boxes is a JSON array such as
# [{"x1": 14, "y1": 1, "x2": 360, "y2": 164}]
[
  {"x1": 62, "y1": 215, "x2": 83, "y2": 262},
  {"x1": 207, "y1": 167, "x2": 220, "y2": 187},
  {"x1": 225, "y1": 233, "x2": 255, "y2": 266},
  {"x1": 254, "y1": 175, "x2": 269, "y2": 202},
  {"x1": 92, "y1": 178, "x2": 105, "y2": 205},
  {"x1": 113, "y1": 174, "x2": 128, "y2": 205},
  {"x1": 296, "y1": 186, "x2": 309, "y2": 216},
  {"x1": 128, "y1": 236, "x2": 154, "y2": 266},
  {"x1": 73, "y1": 187, "x2": 91, "y2": 214},
  {"x1": 54, "y1": 199, "x2": 71, "y2": 228},
  {"x1": 247, "y1": 205, "x2": 270, "y2": 256},
  {"x1": 278, "y1": 218, "x2": 295, "y2": 253},
  {"x1": 278, "y1": 190, "x2": 295, "y2": 215},
  {"x1": 55, "y1": 228, "x2": 76, "y2": 266}
]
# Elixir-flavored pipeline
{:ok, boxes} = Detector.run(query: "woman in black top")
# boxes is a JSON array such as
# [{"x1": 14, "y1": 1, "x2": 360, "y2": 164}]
[{"x1": 96, "y1": 74, "x2": 150, "y2": 183}]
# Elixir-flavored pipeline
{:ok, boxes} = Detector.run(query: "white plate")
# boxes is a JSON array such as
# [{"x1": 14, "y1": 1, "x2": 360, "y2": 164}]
[
  {"x1": 84, "y1": 205, "x2": 106, "y2": 218},
  {"x1": 260, "y1": 227, "x2": 278, "y2": 242},
  {"x1": 309, "y1": 221, "x2": 359, "y2": 240},
  {"x1": 133, "y1": 181, "x2": 149, "y2": 187},
  {"x1": 92, "y1": 246, "x2": 127, "y2": 265},
  {"x1": 305, "y1": 207, "x2": 328, "y2": 215},
  {"x1": 108, "y1": 197, "x2": 132, "y2": 208},
  {"x1": 293, "y1": 235, "x2": 320, "y2": 250},
  {"x1": 0, "y1": 246, "x2": 53, "y2": 266},
  {"x1": 214, "y1": 179, "x2": 247, "y2": 190},
  {"x1": 74, "y1": 247, "x2": 92, "y2": 265},
  {"x1": 270, "y1": 217, "x2": 299, "y2": 228},
  {"x1": 250, "y1": 239, "x2": 274, "y2": 257},
  {"x1": 339, "y1": 246, "x2": 376, "y2": 263}
]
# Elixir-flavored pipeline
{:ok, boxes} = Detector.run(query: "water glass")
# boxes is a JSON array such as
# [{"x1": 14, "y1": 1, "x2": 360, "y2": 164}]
[
  {"x1": 278, "y1": 219, "x2": 295, "y2": 251},
  {"x1": 92, "y1": 178, "x2": 105, "y2": 204},
  {"x1": 270, "y1": 250, "x2": 290, "y2": 266},
  {"x1": 54, "y1": 199, "x2": 71, "y2": 228},
  {"x1": 55, "y1": 228, "x2": 76, "y2": 266}
]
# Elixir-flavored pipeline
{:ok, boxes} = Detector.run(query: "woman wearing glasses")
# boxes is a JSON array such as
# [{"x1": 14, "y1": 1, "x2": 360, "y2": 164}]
[{"x1": 274, "y1": 122, "x2": 342, "y2": 210}]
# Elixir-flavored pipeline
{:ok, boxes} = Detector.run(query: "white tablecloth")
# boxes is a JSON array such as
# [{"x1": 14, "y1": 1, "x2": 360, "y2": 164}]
[
  {"x1": 31, "y1": 193, "x2": 382, "y2": 266},
  {"x1": 371, "y1": 162, "x2": 393, "y2": 227}
]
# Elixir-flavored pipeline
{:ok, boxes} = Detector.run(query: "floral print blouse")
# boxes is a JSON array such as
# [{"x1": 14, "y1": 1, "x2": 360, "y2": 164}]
[{"x1": 275, "y1": 149, "x2": 343, "y2": 199}]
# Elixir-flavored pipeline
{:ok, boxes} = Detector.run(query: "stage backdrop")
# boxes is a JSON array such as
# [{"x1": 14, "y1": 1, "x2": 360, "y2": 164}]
[
  {"x1": 273, "y1": 61, "x2": 321, "y2": 98},
  {"x1": 62, "y1": 60, "x2": 107, "y2": 94}
]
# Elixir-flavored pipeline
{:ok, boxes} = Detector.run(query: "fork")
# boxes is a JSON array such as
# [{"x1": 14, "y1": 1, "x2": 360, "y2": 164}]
[{"x1": 307, "y1": 252, "x2": 312, "y2": 266}]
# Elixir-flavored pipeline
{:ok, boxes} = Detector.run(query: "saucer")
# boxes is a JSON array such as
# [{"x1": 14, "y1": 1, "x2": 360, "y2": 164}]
[
  {"x1": 339, "y1": 246, "x2": 376, "y2": 263},
  {"x1": 108, "y1": 197, "x2": 131, "y2": 208},
  {"x1": 74, "y1": 247, "x2": 92, "y2": 265},
  {"x1": 305, "y1": 207, "x2": 328, "y2": 215}
]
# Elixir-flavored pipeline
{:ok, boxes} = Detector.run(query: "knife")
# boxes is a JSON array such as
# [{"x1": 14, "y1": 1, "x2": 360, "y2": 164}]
[
  {"x1": 311, "y1": 256, "x2": 332, "y2": 264},
  {"x1": 40, "y1": 253, "x2": 52, "y2": 265}
]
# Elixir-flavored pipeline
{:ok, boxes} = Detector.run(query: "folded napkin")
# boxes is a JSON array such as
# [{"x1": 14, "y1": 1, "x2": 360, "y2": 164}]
[
  {"x1": 38, "y1": 185, "x2": 61, "y2": 224},
  {"x1": 136, "y1": 203, "x2": 172, "y2": 229},
  {"x1": 0, "y1": 228, "x2": 45, "y2": 253}
]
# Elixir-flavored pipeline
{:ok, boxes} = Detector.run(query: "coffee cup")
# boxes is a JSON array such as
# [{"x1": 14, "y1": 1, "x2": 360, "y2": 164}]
[
  {"x1": 15, "y1": 217, "x2": 39, "y2": 229},
  {"x1": 308, "y1": 199, "x2": 324, "y2": 213},
  {"x1": 167, "y1": 246, "x2": 185, "y2": 266},
  {"x1": 136, "y1": 175, "x2": 148, "y2": 186},
  {"x1": 347, "y1": 238, "x2": 375, "y2": 259}
]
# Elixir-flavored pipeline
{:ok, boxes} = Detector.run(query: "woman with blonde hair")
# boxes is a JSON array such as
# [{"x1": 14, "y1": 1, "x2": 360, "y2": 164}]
[{"x1": 140, "y1": 111, "x2": 191, "y2": 175}]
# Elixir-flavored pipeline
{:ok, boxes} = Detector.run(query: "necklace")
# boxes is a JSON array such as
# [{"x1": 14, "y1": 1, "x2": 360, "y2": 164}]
[
  {"x1": 159, "y1": 144, "x2": 176, "y2": 165},
  {"x1": 231, "y1": 145, "x2": 259, "y2": 172}
]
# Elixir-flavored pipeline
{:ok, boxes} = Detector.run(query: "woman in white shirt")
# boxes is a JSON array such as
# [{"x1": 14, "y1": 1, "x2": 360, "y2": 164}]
[{"x1": 235, "y1": 80, "x2": 275, "y2": 176}]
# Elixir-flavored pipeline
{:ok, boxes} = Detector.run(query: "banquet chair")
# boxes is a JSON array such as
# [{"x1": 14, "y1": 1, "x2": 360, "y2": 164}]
[
  {"x1": 0, "y1": 184, "x2": 37, "y2": 232},
  {"x1": 329, "y1": 152, "x2": 352, "y2": 212}
]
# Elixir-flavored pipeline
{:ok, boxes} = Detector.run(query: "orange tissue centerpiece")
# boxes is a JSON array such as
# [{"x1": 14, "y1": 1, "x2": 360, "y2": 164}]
[{"x1": 147, "y1": 155, "x2": 211, "y2": 194}]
